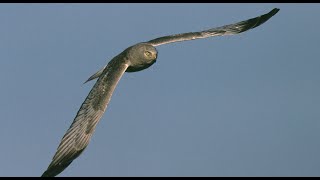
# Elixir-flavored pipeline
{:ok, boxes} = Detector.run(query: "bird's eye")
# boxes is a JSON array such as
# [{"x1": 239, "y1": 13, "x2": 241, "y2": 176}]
[{"x1": 144, "y1": 51, "x2": 152, "y2": 58}]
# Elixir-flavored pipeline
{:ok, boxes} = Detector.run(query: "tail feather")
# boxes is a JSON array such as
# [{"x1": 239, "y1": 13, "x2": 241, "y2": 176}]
[{"x1": 83, "y1": 65, "x2": 107, "y2": 84}]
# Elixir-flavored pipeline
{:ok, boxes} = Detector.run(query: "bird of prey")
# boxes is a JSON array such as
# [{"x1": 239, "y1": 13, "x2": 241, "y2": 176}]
[{"x1": 42, "y1": 8, "x2": 280, "y2": 177}]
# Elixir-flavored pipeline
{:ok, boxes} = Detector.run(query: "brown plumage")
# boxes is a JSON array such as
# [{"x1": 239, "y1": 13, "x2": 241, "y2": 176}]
[{"x1": 42, "y1": 8, "x2": 279, "y2": 177}]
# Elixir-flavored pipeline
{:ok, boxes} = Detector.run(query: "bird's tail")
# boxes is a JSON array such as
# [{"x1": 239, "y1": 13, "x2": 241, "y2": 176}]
[{"x1": 83, "y1": 65, "x2": 107, "y2": 84}]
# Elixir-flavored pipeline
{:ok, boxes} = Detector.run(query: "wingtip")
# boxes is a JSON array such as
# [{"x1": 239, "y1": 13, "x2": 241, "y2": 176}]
[
  {"x1": 270, "y1": 8, "x2": 280, "y2": 16},
  {"x1": 41, "y1": 170, "x2": 53, "y2": 177}
]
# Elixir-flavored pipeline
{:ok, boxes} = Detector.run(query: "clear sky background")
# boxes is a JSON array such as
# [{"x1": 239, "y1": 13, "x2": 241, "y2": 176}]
[{"x1": 1, "y1": 3, "x2": 319, "y2": 177}]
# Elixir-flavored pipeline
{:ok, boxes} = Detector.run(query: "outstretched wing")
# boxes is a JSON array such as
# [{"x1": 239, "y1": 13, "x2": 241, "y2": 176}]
[
  {"x1": 42, "y1": 57, "x2": 129, "y2": 177},
  {"x1": 147, "y1": 8, "x2": 279, "y2": 47}
]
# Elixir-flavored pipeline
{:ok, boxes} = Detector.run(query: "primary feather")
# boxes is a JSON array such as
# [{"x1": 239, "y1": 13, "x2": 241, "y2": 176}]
[
  {"x1": 147, "y1": 8, "x2": 279, "y2": 46},
  {"x1": 42, "y1": 55, "x2": 129, "y2": 177}
]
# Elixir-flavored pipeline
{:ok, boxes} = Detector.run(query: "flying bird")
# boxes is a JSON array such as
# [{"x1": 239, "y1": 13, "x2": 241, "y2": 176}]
[{"x1": 42, "y1": 8, "x2": 280, "y2": 177}]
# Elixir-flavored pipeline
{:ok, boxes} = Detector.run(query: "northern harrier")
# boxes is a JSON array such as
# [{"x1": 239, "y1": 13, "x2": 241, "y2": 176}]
[{"x1": 42, "y1": 8, "x2": 280, "y2": 177}]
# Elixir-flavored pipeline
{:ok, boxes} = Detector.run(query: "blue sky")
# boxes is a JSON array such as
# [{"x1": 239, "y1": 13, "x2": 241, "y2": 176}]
[{"x1": 1, "y1": 3, "x2": 320, "y2": 177}]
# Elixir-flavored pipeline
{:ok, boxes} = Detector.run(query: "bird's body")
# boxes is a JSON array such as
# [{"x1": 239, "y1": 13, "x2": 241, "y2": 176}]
[{"x1": 42, "y1": 8, "x2": 279, "y2": 177}]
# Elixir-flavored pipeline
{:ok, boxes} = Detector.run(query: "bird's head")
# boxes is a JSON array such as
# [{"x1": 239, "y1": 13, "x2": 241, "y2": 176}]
[{"x1": 125, "y1": 43, "x2": 158, "y2": 72}]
